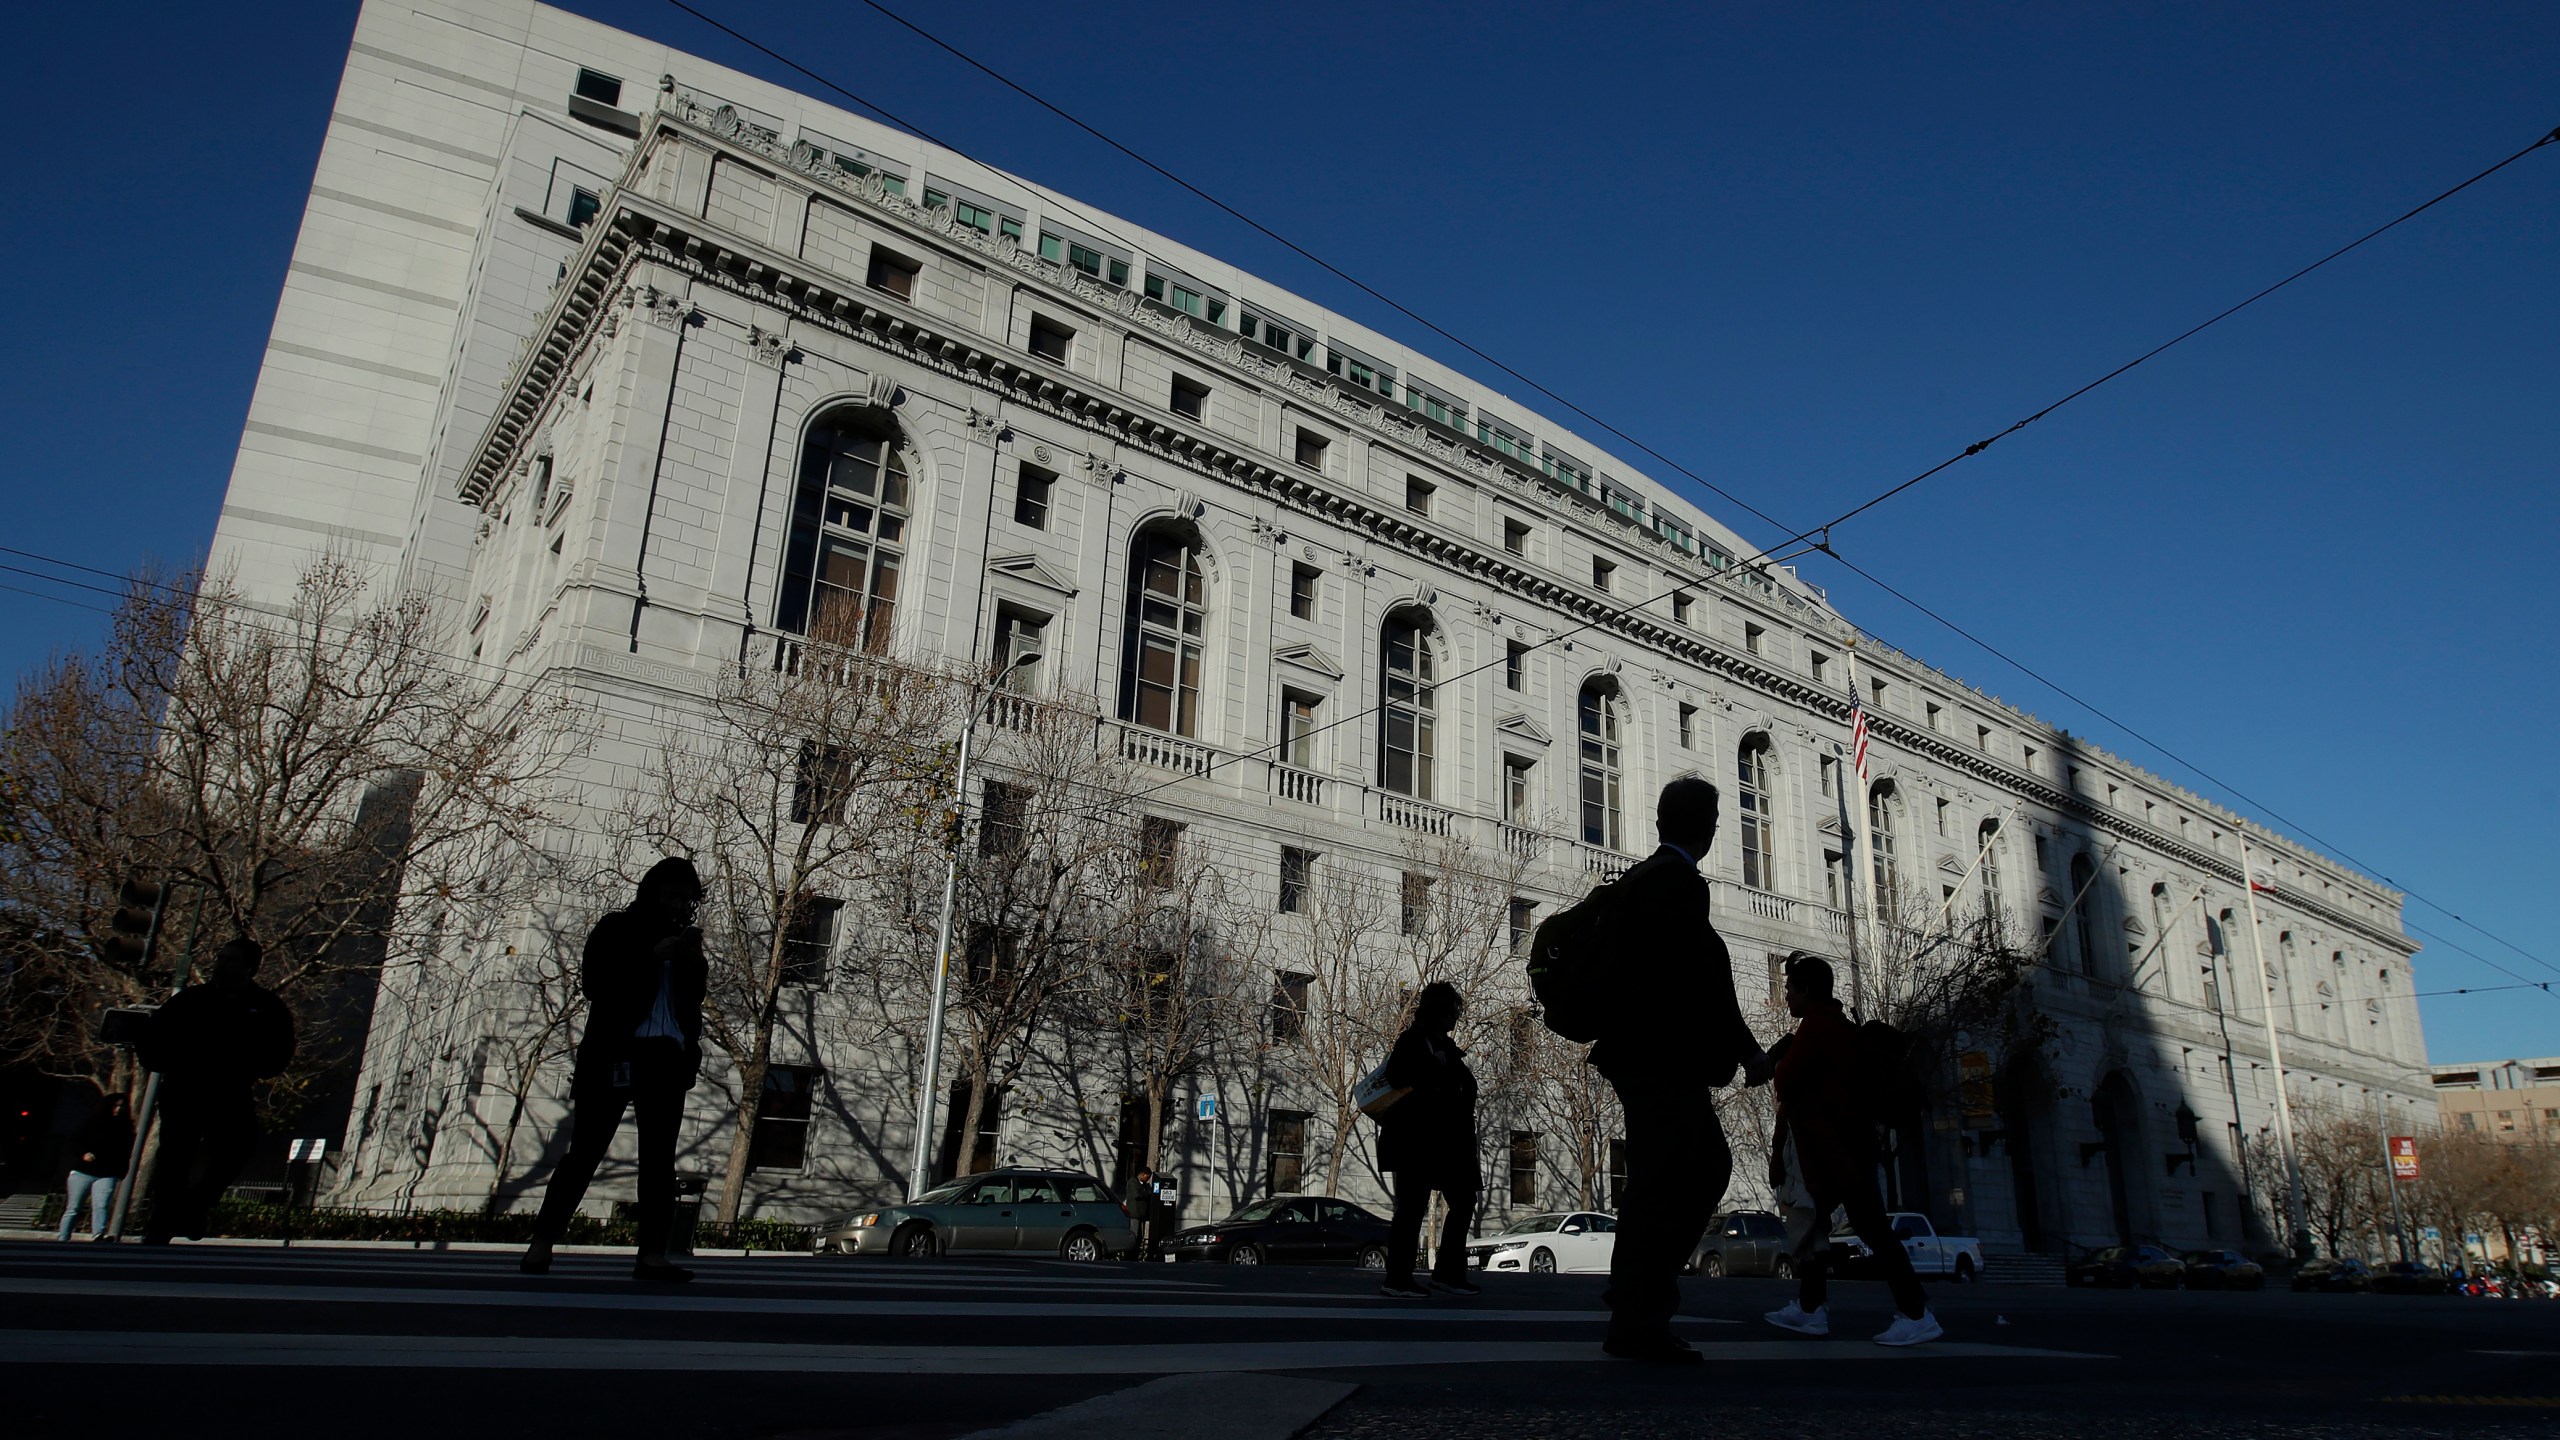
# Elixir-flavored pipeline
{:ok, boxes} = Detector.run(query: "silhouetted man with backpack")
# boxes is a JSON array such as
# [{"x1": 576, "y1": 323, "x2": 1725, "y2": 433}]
[
  {"x1": 1531, "y1": 777, "x2": 1769, "y2": 1364},
  {"x1": 137, "y1": 938, "x2": 296, "y2": 1245}
]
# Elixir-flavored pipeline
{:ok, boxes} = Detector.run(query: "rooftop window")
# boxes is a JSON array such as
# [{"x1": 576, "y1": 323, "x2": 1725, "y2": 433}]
[
  {"x1": 575, "y1": 68, "x2": 623, "y2": 107},
  {"x1": 1241, "y1": 311, "x2": 1318, "y2": 363}
]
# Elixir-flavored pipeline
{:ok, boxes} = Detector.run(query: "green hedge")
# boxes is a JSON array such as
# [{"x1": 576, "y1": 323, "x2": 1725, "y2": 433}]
[{"x1": 27, "y1": 1196, "x2": 810, "y2": 1251}]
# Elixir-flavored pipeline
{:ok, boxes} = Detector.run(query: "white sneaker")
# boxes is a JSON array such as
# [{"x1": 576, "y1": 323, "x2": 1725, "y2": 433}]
[
  {"x1": 1763, "y1": 1301, "x2": 1830, "y2": 1337},
  {"x1": 1874, "y1": 1309, "x2": 1944, "y2": 1347}
]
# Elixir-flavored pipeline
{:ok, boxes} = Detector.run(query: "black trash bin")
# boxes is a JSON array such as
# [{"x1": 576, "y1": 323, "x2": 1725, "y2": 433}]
[{"x1": 670, "y1": 1175, "x2": 709, "y2": 1256}]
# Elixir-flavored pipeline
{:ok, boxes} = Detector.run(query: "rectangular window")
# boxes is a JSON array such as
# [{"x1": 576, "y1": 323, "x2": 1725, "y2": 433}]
[
  {"x1": 793, "y1": 741, "x2": 852, "y2": 824},
  {"x1": 781, "y1": 897, "x2": 840, "y2": 988},
  {"x1": 1504, "y1": 640, "x2": 1527, "y2": 692},
  {"x1": 2023, "y1": 744, "x2": 2039, "y2": 772},
  {"x1": 1270, "y1": 1111, "x2": 1310, "y2": 1193},
  {"x1": 1279, "y1": 847, "x2": 1314, "y2": 914},
  {"x1": 1013, "y1": 464, "x2": 1054, "y2": 529},
  {"x1": 1170, "y1": 376, "x2": 1208, "y2": 420},
  {"x1": 980, "y1": 779, "x2": 1033, "y2": 858},
  {"x1": 1746, "y1": 623, "x2": 1766, "y2": 656},
  {"x1": 575, "y1": 68, "x2": 623, "y2": 106},
  {"x1": 1819, "y1": 754, "x2": 1838, "y2": 799},
  {"x1": 1809, "y1": 650, "x2": 1829, "y2": 685},
  {"x1": 993, "y1": 605, "x2": 1046, "y2": 692},
  {"x1": 1767, "y1": 954, "x2": 1786, "y2": 1008},
  {"x1": 1935, "y1": 798, "x2": 1950, "y2": 837},
  {"x1": 747, "y1": 1065, "x2": 818, "y2": 1171},
  {"x1": 1977, "y1": 724, "x2": 1992, "y2": 751},
  {"x1": 1476, "y1": 415, "x2": 1533, "y2": 464},
  {"x1": 1504, "y1": 755, "x2": 1535, "y2": 823},
  {"x1": 1508, "y1": 897, "x2": 1535, "y2": 952},
  {"x1": 1139, "y1": 815, "x2": 1185, "y2": 887},
  {"x1": 1926, "y1": 702, "x2": 1943, "y2": 732},
  {"x1": 867, "y1": 246, "x2": 919, "y2": 300},
  {"x1": 1678, "y1": 703, "x2": 1697, "y2": 750},
  {"x1": 1508, "y1": 1132, "x2": 1538, "y2": 1206},
  {"x1": 1325, "y1": 347, "x2": 1395, "y2": 396},
  {"x1": 1281, "y1": 690, "x2": 1321, "y2": 768},
  {"x1": 1289, "y1": 562, "x2": 1319, "y2": 621},
  {"x1": 1671, "y1": 592, "x2": 1692, "y2": 626},
  {"x1": 566, "y1": 187, "x2": 601, "y2": 230},
  {"x1": 1400, "y1": 872, "x2": 1430, "y2": 937},
  {"x1": 1241, "y1": 312, "x2": 1318, "y2": 362},
  {"x1": 1592, "y1": 557, "x2": 1614, "y2": 593},
  {"x1": 1503, "y1": 518, "x2": 1530, "y2": 557},
  {"x1": 1824, "y1": 851, "x2": 1846, "y2": 909},
  {"x1": 1404, "y1": 476, "x2": 1434, "y2": 515},
  {"x1": 1294, "y1": 429, "x2": 1329, "y2": 470},
  {"x1": 1028, "y1": 316, "x2": 1073, "y2": 363},
  {"x1": 966, "y1": 923, "x2": 1020, "y2": 994},
  {"x1": 1270, "y1": 972, "x2": 1312, "y2": 1041},
  {"x1": 1402, "y1": 384, "x2": 1459, "y2": 426},
  {"x1": 1870, "y1": 678, "x2": 1888, "y2": 711}
]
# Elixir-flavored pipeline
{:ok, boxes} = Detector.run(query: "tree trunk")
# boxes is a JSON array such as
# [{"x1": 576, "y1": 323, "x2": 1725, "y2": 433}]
[
  {"x1": 953, "y1": 1054, "x2": 991, "y2": 1179},
  {"x1": 484, "y1": 1057, "x2": 541, "y2": 1215},
  {"x1": 1323, "y1": 1098, "x2": 1357, "y2": 1197},
  {"x1": 713, "y1": 933, "x2": 793, "y2": 1228}
]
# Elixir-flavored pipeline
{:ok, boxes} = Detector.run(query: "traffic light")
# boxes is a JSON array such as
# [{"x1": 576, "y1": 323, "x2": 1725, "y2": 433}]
[{"x1": 101, "y1": 876, "x2": 166, "y2": 968}]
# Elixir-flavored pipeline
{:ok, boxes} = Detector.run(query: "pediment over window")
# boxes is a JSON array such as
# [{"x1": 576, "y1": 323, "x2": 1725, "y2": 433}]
[
  {"x1": 1936, "y1": 853, "x2": 1968, "y2": 877},
  {"x1": 987, "y1": 552, "x2": 1078, "y2": 597},
  {"x1": 1817, "y1": 812, "x2": 1843, "y2": 837},
  {"x1": 2037, "y1": 885, "x2": 2062, "y2": 907},
  {"x1": 1495, "y1": 713, "x2": 1552, "y2": 746},
  {"x1": 1273, "y1": 643, "x2": 1345, "y2": 680},
  {"x1": 2123, "y1": 916, "x2": 2148, "y2": 936}
]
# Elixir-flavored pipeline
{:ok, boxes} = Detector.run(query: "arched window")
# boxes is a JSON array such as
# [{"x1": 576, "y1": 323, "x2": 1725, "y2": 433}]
[
  {"x1": 1120, "y1": 524, "x2": 1207, "y2": 736},
  {"x1": 1977, "y1": 820, "x2": 2004, "y2": 920},
  {"x1": 1869, "y1": 784, "x2": 1899, "y2": 895},
  {"x1": 1736, "y1": 736, "x2": 1777, "y2": 889},
  {"x1": 1379, "y1": 611, "x2": 1439, "y2": 797},
  {"x1": 1577, "y1": 680, "x2": 1623, "y2": 849},
  {"x1": 2069, "y1": 853, "x2": 2098, "y2": 976},
  {"x1": 776, "y1": 408, "x2": 910, "y2": 650}
]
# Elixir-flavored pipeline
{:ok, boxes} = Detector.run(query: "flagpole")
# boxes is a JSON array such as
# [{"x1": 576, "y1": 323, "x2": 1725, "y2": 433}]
[
  {"x1": 2238, "y1": 839, "x2": 2308, "y2": 1255},
  {"x1": 1844, "y1": 640, "x2": 1881, "y2": 1014}
]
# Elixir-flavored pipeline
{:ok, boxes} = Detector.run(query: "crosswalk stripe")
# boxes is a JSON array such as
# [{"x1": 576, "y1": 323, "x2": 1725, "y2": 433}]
[
  {"x1": 0, "y1": 1275, "x2": 1734, "y2": 1325},
  {"x1": 0, "y1": 1330, "x2": 2108, "y2": 1373}
]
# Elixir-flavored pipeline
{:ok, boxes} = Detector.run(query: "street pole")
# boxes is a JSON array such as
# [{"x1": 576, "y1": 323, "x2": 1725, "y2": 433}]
[
  {"x1": 2373, "y1": 1088, "x2": 2410, "y2": 1263},
  {"x1": 905, "y1": 653, "x2": 1035, "y2": 1202},
  {"x1": 105, "y1": 878, "x2": 174, "y2": 1242},
  {"x1": 1843, "y1": 640, "x2": 1881, "y2": 1013},
  {"x1": 2238, "y1": 840, "x2": 2307, "y2": 1255}
]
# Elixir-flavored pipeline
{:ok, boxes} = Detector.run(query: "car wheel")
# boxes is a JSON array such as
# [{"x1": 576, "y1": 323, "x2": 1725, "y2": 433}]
[
  {"x1": 1530, "y1": 1247, "x2": 1557, "y2": 1275},
  {"x1": 894, "y1": 1223, "x2": 937, "y2": 1258},
  {"x1": 1227, "y1": 1243, "x2": 1262, "y2": 1266},
  {"x1": 1774, "y1": 1255, "x2": 1796, "y2": 1281},
  {"x1": 1700, "y1": 1252, "x2": 1726, "y2": 1279},
  {"x1": 1356, "y1": 1245, "x2": 1388, "y2": 1270},
  {"x1": 1954, "y1": 1255, "x2": 1977, "y2": 1284},
  {"x1": 1059, "y1": 1229, "x2": 1104, "y2": 1262}
]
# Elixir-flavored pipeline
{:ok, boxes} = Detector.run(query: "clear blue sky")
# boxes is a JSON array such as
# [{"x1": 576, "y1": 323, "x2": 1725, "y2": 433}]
[{"x1": 3, "y1": 1, "x2": 2554, "y2": 1061}]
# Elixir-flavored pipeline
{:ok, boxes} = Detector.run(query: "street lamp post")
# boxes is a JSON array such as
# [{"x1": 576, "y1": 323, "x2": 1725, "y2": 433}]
[{"x1": 905, "y1": 652, "x2": 1037, "y2": 1201}]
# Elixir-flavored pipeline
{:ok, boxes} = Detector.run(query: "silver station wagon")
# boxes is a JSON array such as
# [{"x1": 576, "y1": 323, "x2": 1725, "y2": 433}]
[{"x1": 817, "y1": 1167, "x2": 1136, "y2": 1260}]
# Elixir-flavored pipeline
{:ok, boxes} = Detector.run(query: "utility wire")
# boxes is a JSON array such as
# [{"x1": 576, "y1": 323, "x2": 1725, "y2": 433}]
[{"x1": 1824, "y1": 548, "x2": 2560, "y2": 994}]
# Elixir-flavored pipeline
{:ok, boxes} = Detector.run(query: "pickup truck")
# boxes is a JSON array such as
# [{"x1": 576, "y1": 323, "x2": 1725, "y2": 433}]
[{"x1": 1830, "y1": 1211, "x2": 1984, "y2": 1282}]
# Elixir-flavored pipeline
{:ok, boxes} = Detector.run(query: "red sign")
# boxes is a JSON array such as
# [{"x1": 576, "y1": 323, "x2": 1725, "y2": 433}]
[{"x1": 2389, "y1": 1136, "x2": 2419, "y2": 1181}]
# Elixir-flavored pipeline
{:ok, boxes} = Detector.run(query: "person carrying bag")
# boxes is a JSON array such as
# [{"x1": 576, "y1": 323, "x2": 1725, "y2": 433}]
[{"x1": 1372, "y1": 981, "x2": 1480, "y2": 1299}]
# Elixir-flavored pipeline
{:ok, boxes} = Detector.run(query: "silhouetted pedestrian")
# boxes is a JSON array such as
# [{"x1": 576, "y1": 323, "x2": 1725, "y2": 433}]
[
  {"x1": 1762, "y1": 953, "x2": 1940, "y2": 1346},
  {"x1": 521, "y1": 858, "x2": 708, "y2": 1283},
  {"x1": 137, "y1": 938, "x2": 297, "y2": 1245},
  {"x1": 59, "y1": 1091, "x2": 133, "y2": 1241},
  {"x1": 1376, "y1": 980, "x2": 1481, "y2": 1299},
  {"x1": 1592, "y1": 778, "x2": 1770, "y2": 1363},
  {"x1": 1128, "y1": 1167, "x2": 1161, "y2": 1259}
]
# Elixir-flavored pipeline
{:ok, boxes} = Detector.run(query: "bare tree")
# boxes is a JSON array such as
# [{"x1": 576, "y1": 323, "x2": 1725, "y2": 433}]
[
  {"x1": 0, "y1": 558, "x2": 580, "y2": 1121},
  {"x1": 622, "y1": 614, "x2": 955, "y2": 1227}
]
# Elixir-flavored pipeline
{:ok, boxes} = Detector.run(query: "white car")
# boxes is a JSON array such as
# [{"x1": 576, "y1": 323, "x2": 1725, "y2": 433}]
[
  {"x1": 1464, "y1": 1211, "x2": 1619, "y2": 1275},
  {"x1": 1830, "y1": 1211, "x2": 1985, "y2": 1282}
]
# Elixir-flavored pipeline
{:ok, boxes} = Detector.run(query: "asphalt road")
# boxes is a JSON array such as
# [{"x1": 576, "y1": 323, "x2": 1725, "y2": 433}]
[{"x1": 3, "y1": 1239, "x2": 2556, "y2": 1439}]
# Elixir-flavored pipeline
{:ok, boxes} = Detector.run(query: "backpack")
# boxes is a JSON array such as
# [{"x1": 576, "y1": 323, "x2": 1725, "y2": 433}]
[
  {"x1": 1524, "y1": 872, "x2": 1633, "y2": 1043},
  {"x1": 1853, "y1": 1017, "x2": 1921, "y2": 1123}
]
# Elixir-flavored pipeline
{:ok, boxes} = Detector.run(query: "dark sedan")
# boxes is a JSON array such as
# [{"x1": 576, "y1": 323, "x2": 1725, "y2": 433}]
[
  {"x1": 2068, "y1": 1244, "x2": 2185, "y2": 1289},
  {"x1": 2373, "y1": 1261, "x2": 2455, "y2": 1295},
  {"x1": 2180, "y1": 1250, "x2": 2266, "y2": 1290},
  {"x1": 2292, "y1": 1257, "x2": 2376, "y2": 1293},
  {"x1": 1160, "y1": 1195, "x2": 1390, "y2": 1267}
]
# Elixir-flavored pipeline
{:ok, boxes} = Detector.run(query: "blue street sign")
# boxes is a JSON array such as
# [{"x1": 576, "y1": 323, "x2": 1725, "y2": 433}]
[{"x1": 1197, "y1": 1096, "x2": 1219, "y2": 1122}]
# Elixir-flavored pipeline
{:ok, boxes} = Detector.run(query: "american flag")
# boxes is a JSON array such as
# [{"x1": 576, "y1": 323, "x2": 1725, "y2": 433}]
[{"x1": 1850, "y1": 703, "x2": 1871, "y2": 782}]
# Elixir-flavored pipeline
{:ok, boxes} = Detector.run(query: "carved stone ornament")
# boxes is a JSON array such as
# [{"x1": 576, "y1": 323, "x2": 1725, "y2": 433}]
[
  {"x1": 1250, "y1": 518, "x2": 1288, "y2": 546},
  {"x1": 864, "y1": 369, "x2": 901, "y2": 410},
  {"x1": 1079, "y1": 451, "x2": 1119, "y2": 485},
  {"x1": 746, "y1": 325, "x2": 791, "y2": 369},
  {"x1": 965, "y1": 407, "x2": 1000, "y2": 439},
  {"x1": 635, "y1": 285, "x2": 691, "y2": 329},
  {"x1": 1031, "y1": 444, "x2": 1053, "y2": 465},
  {"x1": 1171, "y1": 487, "x2": 1204, "y2": 520}
]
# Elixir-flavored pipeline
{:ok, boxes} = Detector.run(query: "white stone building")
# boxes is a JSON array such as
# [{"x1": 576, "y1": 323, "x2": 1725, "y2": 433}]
[{"x1": 220, "y1": 0, "x2": 2431, "y2": 1253}]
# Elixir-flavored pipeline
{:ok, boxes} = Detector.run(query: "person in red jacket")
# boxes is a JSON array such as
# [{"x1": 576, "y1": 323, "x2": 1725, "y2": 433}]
[{"x1": 1763, "y1": 953, "x2": 1940, "y2": 1346}]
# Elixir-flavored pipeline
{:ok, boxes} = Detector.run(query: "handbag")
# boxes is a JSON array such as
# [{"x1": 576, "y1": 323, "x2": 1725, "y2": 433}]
[{"x1": 1354, "y1": 1058, "x2": 1411, "y2": 1117}]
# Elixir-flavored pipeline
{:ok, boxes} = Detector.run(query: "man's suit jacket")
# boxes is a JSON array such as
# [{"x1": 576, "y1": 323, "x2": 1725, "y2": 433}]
[
  {"x1": 573, "y1": 906, "x2": 708, "y2": 1095},
  {"x1": 1590, "y1": 845, "x2": 1757, "y2": 1087}
]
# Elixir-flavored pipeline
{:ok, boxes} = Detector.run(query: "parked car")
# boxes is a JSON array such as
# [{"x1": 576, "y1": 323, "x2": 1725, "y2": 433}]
[
  {"x1": 2372, "y1": 1261, "x2": 2455, "y2": 1295},
  {"x1": 1468, "y1": 1212, "x2": 1618, "y2": 1275},
  {"x1": 1160, "y1": 1195, "x2": 1391, "y2": 1267},
  {"x1": 816, "y1": 1167, "x2": 1134, "y2": 1259},
  {"x1": 1687, "y1": 1210, "x2": 1791, "y2": 1278},
  {"x1": 2180, "y1": 1250, "x2": 2266, "y2": 1290},
  {"x1": 1828, "y1": 1212, "x2": 1984, "y2": 1282},
  {"x1": 2291, "y1": 1256, "x2": 2376, "y2": 1293},
  {"x1": 2068, "y1": 1243, "x2": 2184, "y2": 1289}
]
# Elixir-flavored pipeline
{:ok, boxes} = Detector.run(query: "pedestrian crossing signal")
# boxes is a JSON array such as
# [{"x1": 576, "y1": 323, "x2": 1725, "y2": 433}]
[{"x1": 102, "y1": 876, "x2": 165, "y2": 968}]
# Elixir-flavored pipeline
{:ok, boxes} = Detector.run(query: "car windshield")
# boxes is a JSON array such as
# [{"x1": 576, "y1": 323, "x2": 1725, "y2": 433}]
[
  {"x1": 1500, "y1": 1213, "x2": 1575, "y2": 1237},
  {"x1": 914, "y1": 1180, "x2": 972, "y2": 1205},
  {"x1": 1224, "y1": 1198, "x2": 1289, "y2": 1225}
]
